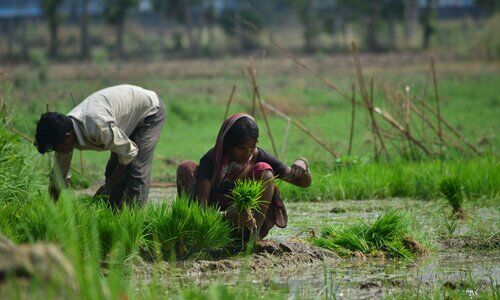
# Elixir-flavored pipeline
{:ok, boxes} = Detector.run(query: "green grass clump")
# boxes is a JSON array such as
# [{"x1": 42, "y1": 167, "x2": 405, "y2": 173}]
[
  {"x1": 312, "y1": 211, "x2": 425, "y2": 258},
  {"x1": 0, "y1": 125, "x2": 43, "y2": 204},
  {"x1": 439, "y1": 177, "x2": 465, "y2": 216}
]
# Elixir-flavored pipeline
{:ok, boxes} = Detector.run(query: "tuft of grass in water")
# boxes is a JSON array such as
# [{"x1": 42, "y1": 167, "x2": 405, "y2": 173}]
[
  {"x1": 312, "y1": 210, "x2": 425, "y2": 258},
  {"x1": 439, "y1": 177, "x2": 465, "y2": 216}
]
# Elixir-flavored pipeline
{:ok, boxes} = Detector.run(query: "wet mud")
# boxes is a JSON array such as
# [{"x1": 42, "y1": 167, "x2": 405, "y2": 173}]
[{"x1": 133, "y1": 190, "x2": 500, "y2": 298}]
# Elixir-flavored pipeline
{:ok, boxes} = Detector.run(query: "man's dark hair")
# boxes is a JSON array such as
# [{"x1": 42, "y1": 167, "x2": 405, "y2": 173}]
[
  {"x1": 224, "y1": 117, "x2": 259, "y2": 151},
  {"x1": 35, "y1": 112, "x2": 73, "y2": 154}
]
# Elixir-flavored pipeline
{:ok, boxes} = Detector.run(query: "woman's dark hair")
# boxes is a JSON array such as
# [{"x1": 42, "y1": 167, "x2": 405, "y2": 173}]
[
  {"x1": 223, "y1": 117, "x2": 259, "y2": 150},
  {"x1": 35, "y1": 112, "x2": 73, "y2": 154}
]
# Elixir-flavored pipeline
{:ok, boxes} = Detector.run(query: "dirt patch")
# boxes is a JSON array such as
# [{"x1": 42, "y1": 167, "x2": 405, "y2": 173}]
[
  {"x1": 440, "y1": 236, "x2": 500, "y2": 250},
  {"x1": 403, "y1": 236, "x2": 429, "y2": 256},
  {"x1": 187, "y1": 239, "x2": 338, "y2": 277}
]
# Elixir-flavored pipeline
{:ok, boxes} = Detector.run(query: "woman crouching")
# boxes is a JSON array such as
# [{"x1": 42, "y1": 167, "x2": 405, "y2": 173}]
[{"x1": 176, "y1": 113, "x2": 311, "y2": 241}]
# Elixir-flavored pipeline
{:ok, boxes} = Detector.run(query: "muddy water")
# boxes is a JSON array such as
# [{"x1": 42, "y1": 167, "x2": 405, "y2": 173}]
[{"x1": 140, "y1": 189, "x2": 500, "y2": 298}]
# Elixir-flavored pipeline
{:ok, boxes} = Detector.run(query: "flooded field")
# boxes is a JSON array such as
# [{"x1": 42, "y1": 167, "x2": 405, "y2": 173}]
[{"x1": 134, "y1": 190, "x2": 500, "y2": 298}]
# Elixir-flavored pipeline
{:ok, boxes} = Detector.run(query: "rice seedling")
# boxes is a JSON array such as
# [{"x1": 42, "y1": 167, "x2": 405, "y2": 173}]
[
  {"x1": 0, "y1": 126, "x2": 43, "y2": 204},
  {"x1": 280, "y1": 157, "x2": 499, "y2": 202},
  {"x1": 229, "y1": 179, "x2": 267, "y2": 244},
  {"x1": 439, "y1": 176, "x2": 465, "y2": 218},
  {"x1": 440, "y1": 212, "x2": 459, "y2": 236},
  {"x1": 144, "y1": 196, "x2": 233, "y2": 260},
  {"x1": 230, "y1": 179, "x2": 266, "y2": 216},
  {"x1": 312, "y1": 210, "x2": 425, "y2": 258}
]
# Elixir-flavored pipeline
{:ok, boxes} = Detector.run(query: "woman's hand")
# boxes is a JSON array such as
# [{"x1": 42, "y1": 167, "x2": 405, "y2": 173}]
[
  {"x1": 225, "y1": 207, "x2": 257, "y2": 230},
  {"x1": 285, "y1": 158, "x2": 312, "y2": 187},
  {"x1": 291, "y1": 158, "x2": 308, "y2": 177}
]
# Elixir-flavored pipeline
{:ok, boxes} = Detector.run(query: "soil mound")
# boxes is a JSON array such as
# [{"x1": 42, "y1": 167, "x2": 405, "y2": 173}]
[
  {"x1": 0, "y1": 235, "x2": 77, "y2": 297},
  {"x1": 187, "y1": 239, "x2": 338, "y2": 276}
]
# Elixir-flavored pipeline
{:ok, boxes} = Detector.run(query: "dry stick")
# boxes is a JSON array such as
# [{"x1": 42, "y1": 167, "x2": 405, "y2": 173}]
[
  {"x1": 272, "y1": 37, "x2": 424, "y2": 158},
  {"x1": 431, "y1": 57, "x2": 444, "y2": 159},
  {"x1": 261, "y1": 100, "x2": 339, "y2": 159},
  {"x1": 351, "y1": 42, "x2": 388, "y2": 161},
  {"x1": 281, "y1": 119, "x2": 291, "y2": 160},
  {"x1": 369, "y1": 78, "x2": 379, "y2": 161},
  {"x1": 247, "y1": 65, "x2": 279, "y2": 158},
  {"x1": 421, "y1": 65, "x2": 432, "y2": 143},
  {"x1": 257, "y1": 99, "x2": 292, "y2": 160},
  {"x1": 270, "y1": 37, "x2": 352, "y2": 100},
  {"x1": 248, "y1": 60, "x2": 257, "y2": 116},
  {"x1": 223, "y1": 85, "x2": 237, "y2": 121},
  {"x1": 411, "y1": 104, "x2": 469, "y2": 155},
  {"x1": 373, "y1": 107, "x2": 431, "y2": 155},
  {"x1": 414, "y1": 96, "x2": 481, "y2": 156},
  {"x1": 405, "y1": 86, "x2": 416, "y2": 159},
  {"x1": 347, "y1": 83, "x2": 356, "y2": 157},
  {"x1": 70, "y1": 92, "x2": 85, "y2": 175}
]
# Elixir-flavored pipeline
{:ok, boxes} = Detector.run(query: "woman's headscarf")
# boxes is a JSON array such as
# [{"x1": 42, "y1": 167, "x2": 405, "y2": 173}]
[{"x1": 212, "y1": 113, "x2": 256, "y2": 188}]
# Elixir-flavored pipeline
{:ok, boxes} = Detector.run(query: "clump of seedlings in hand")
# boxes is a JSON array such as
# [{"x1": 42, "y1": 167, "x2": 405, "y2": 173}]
[
  {"x1": 229, "y1": 179, "x2": 266, "y2": 244},
  {"x1": 439, "y1": 177, "x2": 466, "y2": 219}
]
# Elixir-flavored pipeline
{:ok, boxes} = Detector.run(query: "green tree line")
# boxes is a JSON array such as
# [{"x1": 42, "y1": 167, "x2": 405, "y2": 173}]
[{"x1": 5, "y1": 0, "x2": 497, "y2": 60}]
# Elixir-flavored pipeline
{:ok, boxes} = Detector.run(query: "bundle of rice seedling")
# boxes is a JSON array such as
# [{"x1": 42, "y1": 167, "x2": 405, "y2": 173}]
[
  {"x1": 145, "y1": 197, "x2": 233, "y2": 260},
  {"x1": 312, "y1": 210, "x2": 425, "y2": 258},
  {"x1": 229, "y1": 179, "x2": 266, "y2": 230}
]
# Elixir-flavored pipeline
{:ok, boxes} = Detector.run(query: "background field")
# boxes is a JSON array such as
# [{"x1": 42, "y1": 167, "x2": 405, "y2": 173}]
[
  {"x1": 0, "y1": 5, "x2": 499, "y2": 298},
  {"x1": 3, "y1": 52, "x2": 499, "y2": 201}
]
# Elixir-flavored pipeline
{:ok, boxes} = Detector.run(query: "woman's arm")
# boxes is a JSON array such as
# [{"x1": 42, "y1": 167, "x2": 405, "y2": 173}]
[
  {"x1": 282, "y1": 158, "x2": 312, "y2": 188},
  {"x1": 196, "y1": 179, "x2": 212, "y2": 208}
]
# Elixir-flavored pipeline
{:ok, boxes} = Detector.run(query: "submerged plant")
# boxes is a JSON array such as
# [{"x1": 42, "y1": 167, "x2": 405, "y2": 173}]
[{"x1": 439, "y1": 177, "x2": 465, "y2": 217}]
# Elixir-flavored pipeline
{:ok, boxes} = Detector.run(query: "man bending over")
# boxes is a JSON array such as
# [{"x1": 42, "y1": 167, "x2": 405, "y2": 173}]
[{"x1": 34, "y1": 84, "x2": 166, "y2": 206}]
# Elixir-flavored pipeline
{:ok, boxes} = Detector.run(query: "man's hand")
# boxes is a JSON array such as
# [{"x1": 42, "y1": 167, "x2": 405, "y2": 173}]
[
  {"x1": 94, "y1": 185, "x2": 111, "y2": 199},
  {"x1": 49, "y1": 185, "x2": 60, "y2": 201}
]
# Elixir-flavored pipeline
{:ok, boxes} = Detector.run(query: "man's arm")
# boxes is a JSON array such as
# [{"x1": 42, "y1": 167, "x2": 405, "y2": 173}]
[{"x1": 50, "y1": 151, "x2": 73, "y2": 200}]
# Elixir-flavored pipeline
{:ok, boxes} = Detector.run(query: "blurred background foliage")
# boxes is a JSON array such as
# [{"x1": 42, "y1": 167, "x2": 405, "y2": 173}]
[{"x1": 0, "y1": 0, "x2": 498, "y2": 62}]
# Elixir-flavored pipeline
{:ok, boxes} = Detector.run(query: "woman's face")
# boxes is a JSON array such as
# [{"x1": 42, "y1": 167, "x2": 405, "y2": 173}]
[{"x1": 229, "y1": 138, "x2": 257, "y2": 163}]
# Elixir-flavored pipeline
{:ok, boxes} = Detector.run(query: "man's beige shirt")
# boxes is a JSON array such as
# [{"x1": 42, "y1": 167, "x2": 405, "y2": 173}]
[{"x1": 53, "y1": 84, "x2": 160, "y2": 187}]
